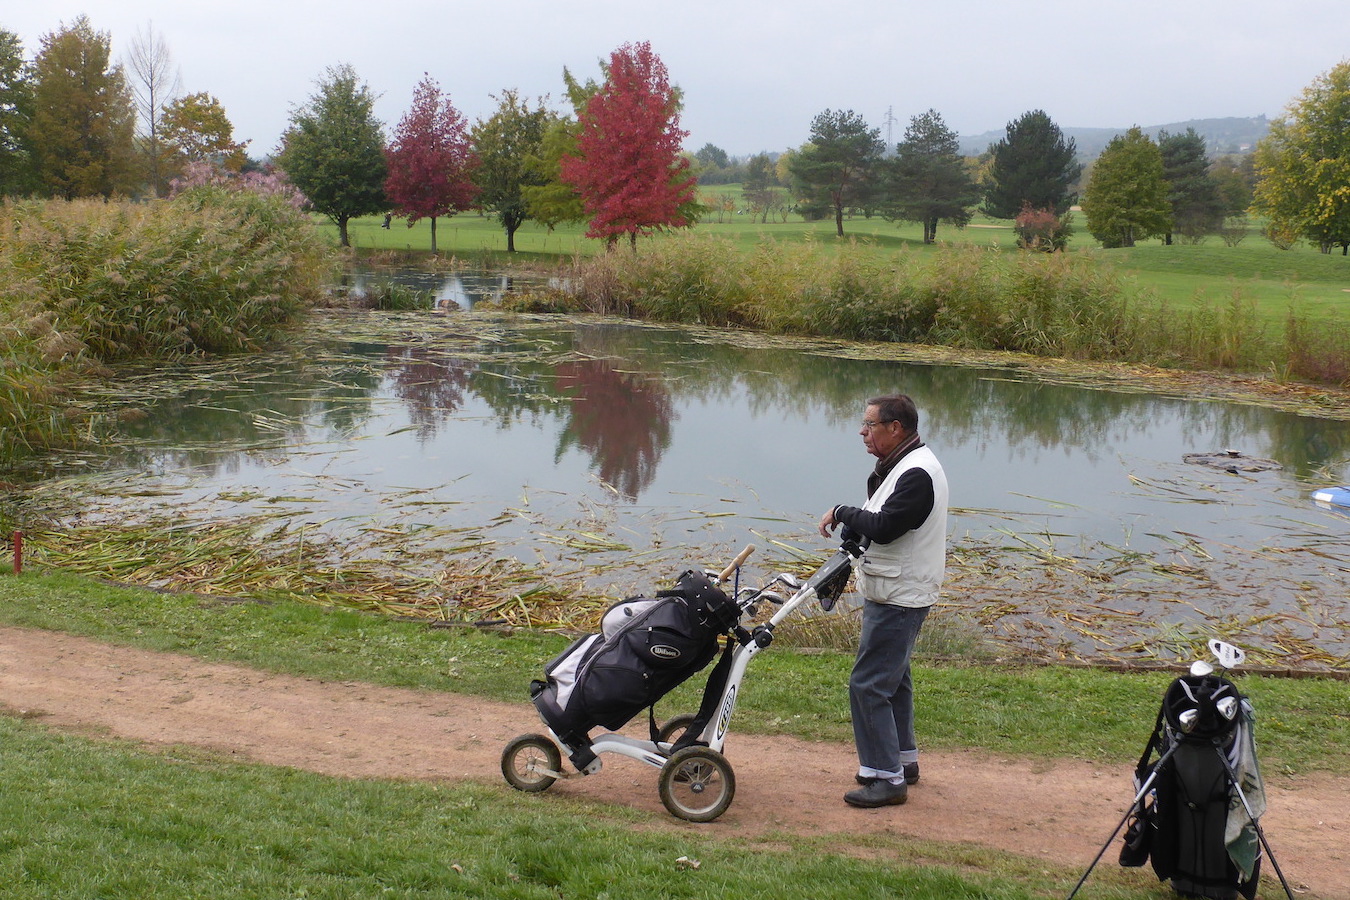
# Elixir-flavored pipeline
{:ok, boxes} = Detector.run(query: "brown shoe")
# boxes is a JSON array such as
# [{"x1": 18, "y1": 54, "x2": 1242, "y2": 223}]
[{"x1": 844, "y1": 779, "x2": 908, "y2": 807}]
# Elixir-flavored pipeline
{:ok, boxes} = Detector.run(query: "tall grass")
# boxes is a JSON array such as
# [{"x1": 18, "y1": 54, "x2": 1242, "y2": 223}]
[
  {"x1": 0, "y1": 190, "x2": 332, "y2": 461},
  {"x1": 549, "y1": 233, "x2": 1350, "y2": 383}
]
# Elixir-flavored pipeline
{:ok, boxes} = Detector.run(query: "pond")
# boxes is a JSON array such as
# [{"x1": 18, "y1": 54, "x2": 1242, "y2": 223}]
[
  {"x1": 338, "y1": 269, "x2": 560, "y2": 309},
  {"x1": 32, "y1": 310, "x2": 1350, "y2": 669}
]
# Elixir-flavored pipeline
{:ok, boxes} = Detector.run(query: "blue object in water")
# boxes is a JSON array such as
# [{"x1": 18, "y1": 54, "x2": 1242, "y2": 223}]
[{"x1": 1312, "y1": 486, "x2": 1350, "y2": 509}]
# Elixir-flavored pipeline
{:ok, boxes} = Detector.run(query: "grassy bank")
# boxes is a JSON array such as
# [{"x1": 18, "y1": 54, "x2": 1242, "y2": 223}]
[
  {"x1": 1, "y1": 567, "x2": 1345, "y2": 773},
  {"x1": 1, "y1": 567, "x2": 1344, "y2": 898},
  {"x1": 0, "y1": 190, "x2": 332, "y2": 464}
]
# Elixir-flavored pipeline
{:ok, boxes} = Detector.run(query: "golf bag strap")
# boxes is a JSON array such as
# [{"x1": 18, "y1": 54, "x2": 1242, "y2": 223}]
[
  {"x1": 667, "y1": 635, "x2": 737, "y2": 753},
  {"x1": 1134, "y1": 701, "x2": 1166, "y2": 782}
]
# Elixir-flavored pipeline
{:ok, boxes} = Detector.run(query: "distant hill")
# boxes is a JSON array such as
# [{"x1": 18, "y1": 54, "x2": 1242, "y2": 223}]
[{"x1": 959, "y1": 116, "x2": 1270, "y2": 159}]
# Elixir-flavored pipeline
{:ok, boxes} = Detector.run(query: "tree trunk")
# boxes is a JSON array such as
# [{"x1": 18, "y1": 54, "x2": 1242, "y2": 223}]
[
  {"x1": 834, "y1": 204, "x2": 845, "y2": 237},
  {"x1": 429, "y1": 217, "x2": 438, "y2": 255},
  {"x1": 338, "y1": 215, "x2": 351, "y2": 248},
  {"x1": 506, "y1": 223, "x2": 517, "y2": 253}
]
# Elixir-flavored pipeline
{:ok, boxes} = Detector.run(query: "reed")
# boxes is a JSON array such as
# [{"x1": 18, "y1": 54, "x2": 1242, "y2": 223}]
[
  {"x1": 0, "y1": 191, "x2": 333, "y2": 462},
  {"x1": 551, "y1": 233, "x2": 1350, "y2": 386}
]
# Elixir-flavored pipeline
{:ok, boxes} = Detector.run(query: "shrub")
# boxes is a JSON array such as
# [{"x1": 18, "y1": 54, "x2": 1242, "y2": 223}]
[{"x1": 1013, "y1": 204, "x2": 1073, "y2": 252}]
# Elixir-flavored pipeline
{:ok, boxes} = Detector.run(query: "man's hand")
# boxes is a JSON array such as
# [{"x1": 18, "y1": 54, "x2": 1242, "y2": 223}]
[{"x1": 818, "y1": 506, "x2": 838, "y2": 538}]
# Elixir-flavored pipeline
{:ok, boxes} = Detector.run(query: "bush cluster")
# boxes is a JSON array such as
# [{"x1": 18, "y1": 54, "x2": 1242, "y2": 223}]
[
  {"x1": 0, "y1": 190, "x2": 332, "y2": 461},
  {"x1": 558, "y1": 233, "x2": 1350, "y2": 384}
]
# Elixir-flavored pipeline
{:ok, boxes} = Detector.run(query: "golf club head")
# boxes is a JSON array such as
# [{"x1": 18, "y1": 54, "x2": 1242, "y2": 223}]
[
  {"x1": 777, "y1": 573, "x2": 802, "y2": 591},
  {"x1": 1189, "y1": 659, "x2": 1215, "y2": 677},
  {"x1": 1208, "y1": 639, "x2": 1245, "y2": 670}
]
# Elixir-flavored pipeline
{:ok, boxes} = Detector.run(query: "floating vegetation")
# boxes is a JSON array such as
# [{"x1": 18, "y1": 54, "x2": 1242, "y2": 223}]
[{"x1": 7, "y1": 310, "x2": 1350, "y2": 674}]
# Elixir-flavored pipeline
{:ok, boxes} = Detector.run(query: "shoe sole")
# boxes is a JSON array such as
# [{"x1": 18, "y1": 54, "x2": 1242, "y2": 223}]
[{"x1": 844, "y1": 793, "x2": 907, "y2": 808}]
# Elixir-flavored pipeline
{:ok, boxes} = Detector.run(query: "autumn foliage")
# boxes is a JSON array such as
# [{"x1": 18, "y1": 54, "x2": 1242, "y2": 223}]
[
  {"x1": 385, "y1": 75, "x2": 479, "y2": 251},
  {"x1": 561, "y1": 42, "x2": 696, "y2": 247}
]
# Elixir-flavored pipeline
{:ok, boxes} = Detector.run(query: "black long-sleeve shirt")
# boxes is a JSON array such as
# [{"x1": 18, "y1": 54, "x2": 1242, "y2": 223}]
[{"x1": 835, "y1": 441, "x2": 936, "y2": 545}]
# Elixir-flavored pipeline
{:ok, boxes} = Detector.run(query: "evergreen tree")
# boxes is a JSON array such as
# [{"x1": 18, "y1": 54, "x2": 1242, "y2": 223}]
[
  {"x1": 277, "y1": 64, "x2": 387, "y2": 247},
  {"x1": 1253, "y1": 60, "x2": 1350, "y2": 254},
  {"x1": 788, "y1": 108, "x2": 883, "y2": 237},
  {"x1": 983, "y1": 109, "x2": 1081, "y2": 218},
  {"x1": 472, "y1": 90, "x2": 553, "y2": 252},
  {"x1": 879, "y1": 109, "x2": 980, "y2": 244},
  {"x1": 30, "y1": 16, "x2": 138, "y2": 199},
  {"x1": 1158, "y1": 128, "x2": 1223, "y2": 243},
  {"x1": 1080, "y1": 127, "x2": 1171, "y2": 248}
]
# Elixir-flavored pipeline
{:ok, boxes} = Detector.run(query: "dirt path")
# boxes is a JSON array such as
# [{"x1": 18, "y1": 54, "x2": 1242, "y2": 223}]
[{"x1": 1, "y1": 625, "x2": 1345, "y2": 898}]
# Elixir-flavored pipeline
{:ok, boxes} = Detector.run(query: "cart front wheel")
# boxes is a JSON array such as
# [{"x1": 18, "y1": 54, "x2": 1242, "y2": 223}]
[
  {"x1": 659, "y1": 746, "x2": 735, "y2": 822},
  {"x1": 501, "y1": 733, "x2": 561, "y2": 793}
]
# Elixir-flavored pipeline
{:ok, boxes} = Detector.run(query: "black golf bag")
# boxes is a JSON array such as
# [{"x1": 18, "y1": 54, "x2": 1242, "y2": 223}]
[
  {"x1": 1121, "y1": 671, "x2": 1264, "y2": 900},
  {"x1": 530, "y1": 568, "x2": 740, "y2": 770}
]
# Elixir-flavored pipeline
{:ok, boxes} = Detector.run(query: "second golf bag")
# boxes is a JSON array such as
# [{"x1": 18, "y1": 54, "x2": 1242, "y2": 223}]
[
  {"x1": 1121, "y1": 669, "x2": 1265, "y2": 900},
  {"x1": 530, "y1": 568, "x2": 740, "y2": 770}
]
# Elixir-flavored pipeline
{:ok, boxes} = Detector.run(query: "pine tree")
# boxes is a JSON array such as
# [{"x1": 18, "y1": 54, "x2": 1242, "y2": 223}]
[
  {"x1": 983, "y1": 110, "x2": 1081, "y2": 219},
  {"x1": 787, "y1": 109, "x2": 883, "y2": 237}
]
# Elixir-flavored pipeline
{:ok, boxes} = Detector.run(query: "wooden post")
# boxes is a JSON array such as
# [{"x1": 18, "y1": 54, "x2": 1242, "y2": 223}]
[{"x1": 12, "y1": 531, "x2": 20, "y2": 575}]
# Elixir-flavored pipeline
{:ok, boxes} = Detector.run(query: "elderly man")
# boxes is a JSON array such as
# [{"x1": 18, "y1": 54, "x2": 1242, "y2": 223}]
[{"x1": 818, "y1": 394, "x2": 949, "y2": 808}]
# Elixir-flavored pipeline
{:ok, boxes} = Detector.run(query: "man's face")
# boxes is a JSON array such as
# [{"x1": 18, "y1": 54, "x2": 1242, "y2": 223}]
[{"x1": 859, "y1": 404, "x2": 905, "y2": 459}]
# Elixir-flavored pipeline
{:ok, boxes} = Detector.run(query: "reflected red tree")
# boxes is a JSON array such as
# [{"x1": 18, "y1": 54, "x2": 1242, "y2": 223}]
[
  {"x1": 383, "y1": 346, "x2": 474, "y2": 436},
  {"x1": 554, "y1": 358, "x2": 674, "y2": 499}
]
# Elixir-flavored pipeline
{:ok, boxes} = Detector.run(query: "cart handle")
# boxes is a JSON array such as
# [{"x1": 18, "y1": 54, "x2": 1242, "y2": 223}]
[{"x1": 717, "y1": 544, "x2": 756, "y2": 583}]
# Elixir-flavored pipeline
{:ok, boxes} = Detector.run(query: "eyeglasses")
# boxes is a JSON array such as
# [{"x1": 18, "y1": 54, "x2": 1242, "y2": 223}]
[{"x1": 861, "y1": 419, "x2": 895, "y2": 430}]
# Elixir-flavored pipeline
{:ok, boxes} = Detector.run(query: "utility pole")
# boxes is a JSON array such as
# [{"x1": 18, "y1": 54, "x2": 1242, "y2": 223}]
[{"x1": 884, "y1": 105, "x2": 897, "y2": 152}]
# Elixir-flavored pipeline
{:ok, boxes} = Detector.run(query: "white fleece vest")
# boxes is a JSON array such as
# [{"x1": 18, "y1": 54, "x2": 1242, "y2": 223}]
[{"x1": 857, "y1": 445, "x2": 949, "y2": 608}]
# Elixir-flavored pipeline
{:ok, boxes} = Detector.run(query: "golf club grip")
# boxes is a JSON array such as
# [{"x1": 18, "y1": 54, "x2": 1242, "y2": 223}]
[{"x1": 717, "y1": 544, "x2": 755, "y2": 582}]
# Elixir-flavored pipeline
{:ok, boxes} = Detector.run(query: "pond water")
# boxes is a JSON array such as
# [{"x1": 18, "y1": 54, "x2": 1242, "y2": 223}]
[
  {"x1": 339, "y1": 270, "x2": 558, "y2": 309},
  {"x1": 45, "y1": 310, "x2": 1350, "y2": 667}
]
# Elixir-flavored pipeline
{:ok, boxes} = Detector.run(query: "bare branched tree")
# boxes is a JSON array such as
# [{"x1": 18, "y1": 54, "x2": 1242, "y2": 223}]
[{"x1": 126, "y1": 21, "x2": 181, "y2": 196}]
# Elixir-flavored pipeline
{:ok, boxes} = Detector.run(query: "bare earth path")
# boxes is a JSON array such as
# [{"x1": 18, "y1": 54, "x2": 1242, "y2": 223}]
[{"x1": 2, "y1": 625, "x2": 1345, "y2": 898}]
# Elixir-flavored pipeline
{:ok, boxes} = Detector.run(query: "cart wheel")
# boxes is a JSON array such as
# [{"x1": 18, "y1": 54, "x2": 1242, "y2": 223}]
[
  {"x1": 501, "y1": 734, "x2": 561, "y2": 793},
  {"x1": 659, "y1": 746, "x2": 735, "y2": 822},
  {"x1": 656, "y1": 713, "x2": 700, "y2": 749}
]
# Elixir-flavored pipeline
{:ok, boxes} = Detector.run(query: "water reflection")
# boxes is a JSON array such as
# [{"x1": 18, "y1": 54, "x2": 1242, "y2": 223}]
[
  {"x1": 62, "y1": 314, "x2": 1350, "y2": 663},
  {"x1": 340, "y1": 270, "x2": 552, "y2": 309}
]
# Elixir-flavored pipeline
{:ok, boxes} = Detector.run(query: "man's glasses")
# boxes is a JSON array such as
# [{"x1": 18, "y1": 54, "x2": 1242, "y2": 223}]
[{"x1": 861, "y1": 419, "x2": 894, "y2": 430}]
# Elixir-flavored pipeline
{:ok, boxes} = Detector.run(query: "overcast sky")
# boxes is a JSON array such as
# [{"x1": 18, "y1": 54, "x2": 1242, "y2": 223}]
[{"x1": 8, "y1": 1, "x2": 1348, "y2": 158}]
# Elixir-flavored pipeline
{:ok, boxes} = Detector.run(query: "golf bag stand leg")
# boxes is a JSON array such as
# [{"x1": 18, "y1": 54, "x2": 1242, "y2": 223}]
[
  {"x1": 1065, "y1": 739, "x2": 1181, "y2": 900},
  {"x1": 1210, "y1": 738, "x2": 1297, "y2": 900}
]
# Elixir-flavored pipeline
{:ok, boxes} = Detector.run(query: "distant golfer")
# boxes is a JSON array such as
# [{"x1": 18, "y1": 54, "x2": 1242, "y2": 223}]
[{"x1": 818, "y1": 394, "x2": 949, "y2": 808}]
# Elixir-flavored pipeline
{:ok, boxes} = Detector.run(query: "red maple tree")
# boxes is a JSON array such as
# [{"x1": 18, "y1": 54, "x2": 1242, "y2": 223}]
[
  {"x1": 384, "y1": 75, "x2": 480, "y2": 254},
  {"x1": 560, "y1": 42, "x2": 697, "y2": 248}
]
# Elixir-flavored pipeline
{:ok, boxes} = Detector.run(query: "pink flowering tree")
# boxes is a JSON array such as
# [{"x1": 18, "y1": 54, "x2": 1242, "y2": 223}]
[
  {"x1": 168, "y1": 159, "x2": 308, "y2": 209},
  {"x1": 384, "y1": 75, "x2": 480, "y2": 254}
]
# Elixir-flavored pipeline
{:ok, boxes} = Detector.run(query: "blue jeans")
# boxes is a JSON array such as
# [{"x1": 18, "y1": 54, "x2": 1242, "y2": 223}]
[{"x1": 849, "y1": 601, "x2": 929, "y2": 780}]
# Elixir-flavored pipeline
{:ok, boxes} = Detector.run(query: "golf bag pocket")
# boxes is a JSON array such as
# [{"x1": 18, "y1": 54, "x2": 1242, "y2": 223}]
[{"x1": 1119, "y1": 800, "x2": 1154, "y2": 867}]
